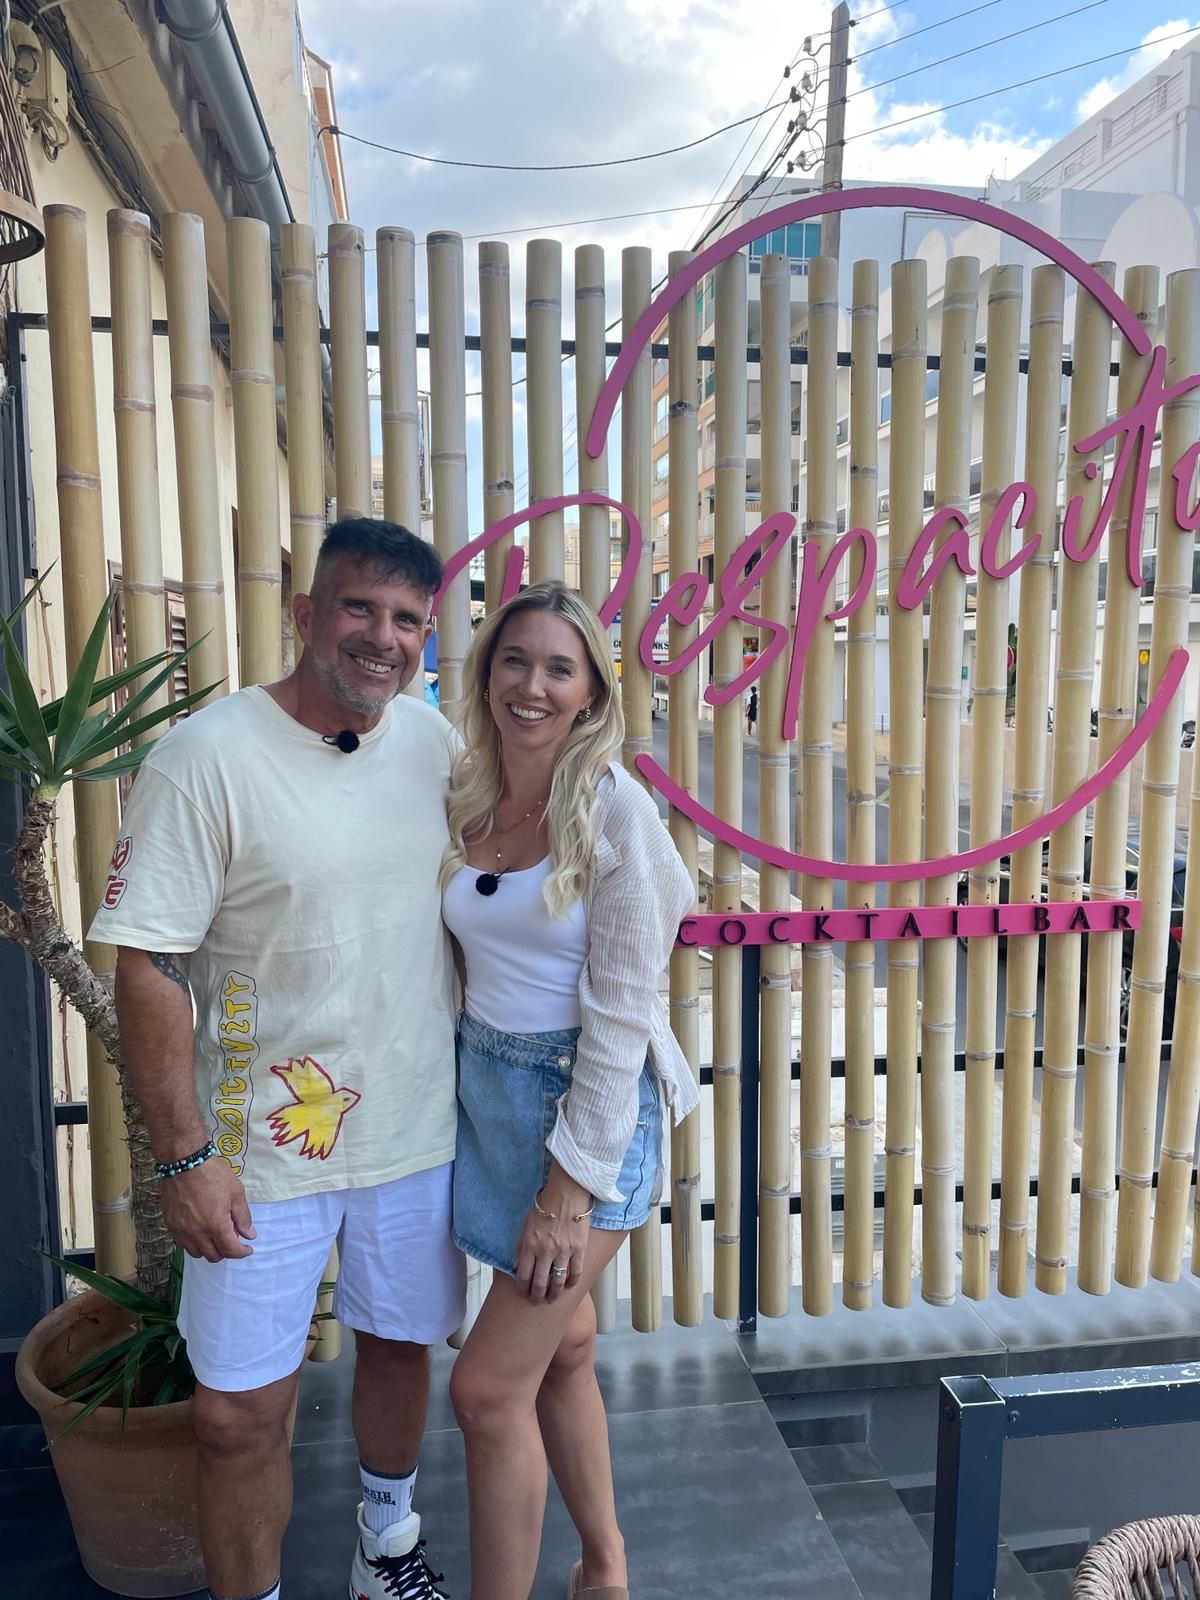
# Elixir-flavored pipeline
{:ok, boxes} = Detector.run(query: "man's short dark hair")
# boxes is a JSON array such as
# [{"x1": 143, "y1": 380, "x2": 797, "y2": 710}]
[{"x1": 313, "y1": 517, "x2": 443, "y2": 601}]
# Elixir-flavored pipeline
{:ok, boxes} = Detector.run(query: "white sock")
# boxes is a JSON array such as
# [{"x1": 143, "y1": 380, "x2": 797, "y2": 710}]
[
  {"x1": 209, "y1": 1584, "x2": 279, "y2": 1600},
  {"x1": 360, "y1": 1461, "x2": 417, "y2": 1534}
]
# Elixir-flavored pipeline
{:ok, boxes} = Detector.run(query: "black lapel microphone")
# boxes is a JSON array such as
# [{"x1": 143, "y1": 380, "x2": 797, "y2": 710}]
[{"x1": 323, "y1": 729, "x2": 360, "y2": 754}]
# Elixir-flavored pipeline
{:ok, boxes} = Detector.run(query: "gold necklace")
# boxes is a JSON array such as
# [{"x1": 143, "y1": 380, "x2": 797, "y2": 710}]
[{"x1": 474, "y1": 795, "x2": 548, "y2": 896}]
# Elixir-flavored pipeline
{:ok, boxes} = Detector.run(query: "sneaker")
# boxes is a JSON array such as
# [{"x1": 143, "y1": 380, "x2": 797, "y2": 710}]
[{"x1": 349, "y1": 1506, "x2": 449, "y2": 1600}]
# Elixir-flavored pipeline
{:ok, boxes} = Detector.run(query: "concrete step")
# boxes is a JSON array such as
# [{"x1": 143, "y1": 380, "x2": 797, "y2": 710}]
[
  {"x1": 763, "y1": 1389, "x2": 870, "y2": 1448},
  {"x1": 910, "y1": 1513, "x2": 1045, "y2": 1600}
]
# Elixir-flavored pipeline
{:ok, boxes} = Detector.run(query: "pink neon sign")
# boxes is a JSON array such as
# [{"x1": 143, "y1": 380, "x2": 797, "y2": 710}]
[{"x1": 434, "y1": 186, "x2": 1194, "y2": 884}]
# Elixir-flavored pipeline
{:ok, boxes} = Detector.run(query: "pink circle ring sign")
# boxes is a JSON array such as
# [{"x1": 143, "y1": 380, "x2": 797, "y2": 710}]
[{"x1": 581, "y1": 184, "x2": 1189, "y2": 884}]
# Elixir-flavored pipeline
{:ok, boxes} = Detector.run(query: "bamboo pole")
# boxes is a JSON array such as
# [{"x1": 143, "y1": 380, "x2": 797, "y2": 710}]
[
  {"x1": 378, "y1": 225, "x2": 428, "y2": 698},
  {"x1": 1036, "y1": 263, "x2": 1114, "y2": 1296},
  {"x1": 843, "y1": 260, "x2": 879, "y2": 1311},
  {"x1": 526, "y1": 240, "x2": 564, "y2": 584},
  {"x1": 758, "y1": 252, "x2": 794, "y2": 1317},
  {"x1": 427, "y1": 231, "x2": 471, "y2": 708},
  {"x1": 43, "y1": 205, "x2": 134, "y2": 1274},
  {"x1": 800, "y1": 255, "x2": 838, "y2": 1316},
  {"x1": 921, "y1": 256, "x2": 979, "y2": 1307},
  {"x1": 280, "y1": 224, "x2": 326, "y2": 601},
  {"x1": 882, "y1": 259, "x2": 926, "y2": 1308},
  {"x1": 665, "y1": 249, "x2": 702, "y2": 1326},
  {"x1": 478, "y1": 241, "x2": 515, "y2": 616},
  {"x1": 1155, "y1": 443, "x2": 1200, "y2": 1281},
  {"x1": 161, "y1": 212, "x2": 231, "y2": 703},
  {"x1": 107, "y1": 209, "x2": 168, "y2": 740},
  {"x1": 1159, "y1": 360, "x2": 1200, "y2": 1281},
  {"x1": 711, "y1": 252, "x2": 748, "y2": 1320},
  {"x1": 227, "y1": 217, "x2": 282, "y2": 687},
  {"x1": 961, "y1": 264, "x2": 1023, "y2": 1300},
  {"x1": 328, "y1": 222, "x2": 371, "y2": 521},
  {"x1": 620, "y1": 245, "x2": 661, "y2": 1330},
  {"x1": 1117, "y1": 269, "x2": 1200, "y2": 1284},
  {"x1": 575, "y1": 245, "x2": 610, "y2": 615},
  {"x1": 998, "y1": 266, "x2": 1063, "y2": 1298},
  {"x1": 1079, "y1": 266, "x2": 1158, "y2": 1293}
]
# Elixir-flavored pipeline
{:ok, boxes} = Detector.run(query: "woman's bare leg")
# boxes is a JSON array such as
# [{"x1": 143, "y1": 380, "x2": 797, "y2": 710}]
[
  {"x1": 536, "y1": 1290, "x2": 625, "y2": 1587},
  {"x1": 450, "y1": 1229, "x2": 626, "y2": 1600}
]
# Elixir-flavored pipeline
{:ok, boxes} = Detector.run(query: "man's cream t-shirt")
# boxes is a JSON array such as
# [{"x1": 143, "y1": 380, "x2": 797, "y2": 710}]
[{"x1": 89, "y1": 685, "x2": 458, "y2": 1203}]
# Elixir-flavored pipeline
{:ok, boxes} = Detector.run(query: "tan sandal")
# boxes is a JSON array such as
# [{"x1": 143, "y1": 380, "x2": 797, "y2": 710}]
[{"x1": 567, "y1": 1558, "x2": 628, "y2": 1599}]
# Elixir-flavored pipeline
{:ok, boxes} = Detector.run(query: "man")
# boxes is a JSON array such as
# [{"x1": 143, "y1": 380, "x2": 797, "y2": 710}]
[{"x1": 90, "y1": 519, "x2": 464, "y2": 1600}]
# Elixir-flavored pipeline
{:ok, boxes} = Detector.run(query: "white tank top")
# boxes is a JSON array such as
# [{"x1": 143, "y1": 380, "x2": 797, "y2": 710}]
[{"x1": 442, "y1": 857, "x2": 589, "y2": 1034}]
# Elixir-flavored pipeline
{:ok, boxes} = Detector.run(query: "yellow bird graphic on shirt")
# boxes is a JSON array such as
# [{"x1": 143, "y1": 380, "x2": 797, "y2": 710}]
[{"x1": 267, "y1": 1056, "x2": 361, "y2": 1161}]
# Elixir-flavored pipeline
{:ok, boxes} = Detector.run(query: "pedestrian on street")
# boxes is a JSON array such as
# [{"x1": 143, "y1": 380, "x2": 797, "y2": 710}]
[{"x1": 746, "y1": 683, "x2": 758, "y2": 737}]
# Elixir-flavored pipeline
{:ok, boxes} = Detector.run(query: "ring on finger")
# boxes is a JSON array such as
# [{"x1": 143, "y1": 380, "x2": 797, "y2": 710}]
[{"x1": 550, "y1": 1264, "x2": 568, "y2": 1277}]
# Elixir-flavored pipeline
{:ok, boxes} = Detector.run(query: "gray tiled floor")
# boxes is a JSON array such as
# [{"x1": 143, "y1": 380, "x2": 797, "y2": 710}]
[{"x1": 3, "y1": 1313, "x2": 865, "y2": 1599}]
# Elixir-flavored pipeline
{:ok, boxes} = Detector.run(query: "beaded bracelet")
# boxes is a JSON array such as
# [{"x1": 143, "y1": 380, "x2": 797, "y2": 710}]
[{"x1": 154, "y1": 1139, "x2": 218, "y2": 1181}]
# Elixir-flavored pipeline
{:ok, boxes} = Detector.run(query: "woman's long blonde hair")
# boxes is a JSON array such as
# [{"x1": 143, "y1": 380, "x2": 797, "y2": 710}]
[{"x1": 440, "y1": 582, "x2": 624, "y2": 917}]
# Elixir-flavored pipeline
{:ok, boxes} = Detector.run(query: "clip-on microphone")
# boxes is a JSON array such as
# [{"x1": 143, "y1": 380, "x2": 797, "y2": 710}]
[{"x1": 322, "y1": 729, "x2": 361, "y2": 753}]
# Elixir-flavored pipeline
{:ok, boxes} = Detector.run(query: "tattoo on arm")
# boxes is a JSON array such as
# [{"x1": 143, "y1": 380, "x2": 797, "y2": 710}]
[{"x1": 149, "y1": 951, "x2": 191, "y2": 1000}]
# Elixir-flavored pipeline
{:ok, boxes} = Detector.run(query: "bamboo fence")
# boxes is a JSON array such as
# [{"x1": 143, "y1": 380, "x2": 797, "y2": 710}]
[
  {"x1": 961, "y1": 264, "x2": 1023, "y2": 1299},
  {"x1": 758, "y1": 251, "x2": 794, "y2": 1318},
  {"x1": 842, "y1": 259, "x2": 879, "y2": 1311},
  {"x1": 883, "y1": 259, "x2": 927, "y2": 1308},
  {"x1": 921, "y1": 255, "x2": 978, "y2": 1308},
  {"x1": 39, "y1": 208, "x2": 1200, "y2": 1325},
  {"x1": 997, "y1": 266, "x2": 1064, "y2": 1297},
  {"x1": 711, "y1": 253, "x2": 748, "y2": 1320}
]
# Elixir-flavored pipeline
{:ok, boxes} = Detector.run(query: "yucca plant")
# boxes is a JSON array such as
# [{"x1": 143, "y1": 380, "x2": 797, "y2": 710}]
[{"x1": 0, "y1": 569, "x2": 220, "y2": 1340}]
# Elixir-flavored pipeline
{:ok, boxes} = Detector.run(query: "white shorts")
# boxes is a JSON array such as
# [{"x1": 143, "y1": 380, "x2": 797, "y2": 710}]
[{"x1": 177, "y1": 1162, "x2": 466, "y2": 1393}]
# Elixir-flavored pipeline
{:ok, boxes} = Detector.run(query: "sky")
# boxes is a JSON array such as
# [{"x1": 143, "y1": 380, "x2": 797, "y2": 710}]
[{"x1": 298, "y1": 0, "x2": 1200, "y2": 526}]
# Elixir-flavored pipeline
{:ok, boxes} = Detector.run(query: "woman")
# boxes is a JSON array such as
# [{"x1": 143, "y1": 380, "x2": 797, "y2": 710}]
[{"x1": 441, "y1": 581, "x2": 698, "y2": 1600}]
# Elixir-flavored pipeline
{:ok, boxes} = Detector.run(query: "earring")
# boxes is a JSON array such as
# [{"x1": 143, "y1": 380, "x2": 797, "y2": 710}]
[
  {"x1": 576, "y1": 706, "x2": 593, "y2": 724},
  {"x1": 483, "y1": 688, "x2": 490, "y2": 703}
]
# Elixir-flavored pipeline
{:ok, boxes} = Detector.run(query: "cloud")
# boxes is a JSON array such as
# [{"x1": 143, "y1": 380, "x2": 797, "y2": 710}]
[{"x1": 1075, "y1": 18, "x2": 1199, "y2": 121}]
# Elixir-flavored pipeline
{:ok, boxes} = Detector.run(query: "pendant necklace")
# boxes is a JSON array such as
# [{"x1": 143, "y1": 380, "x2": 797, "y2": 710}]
[{"x1": 474, "y1": 794, "x2": 549, "y2": 896}]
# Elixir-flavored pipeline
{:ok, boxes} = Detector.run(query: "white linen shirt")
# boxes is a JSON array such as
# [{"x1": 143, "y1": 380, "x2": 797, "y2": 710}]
[{"x1": 545, "y1": 761, "x2": 701, "y2": 1203}]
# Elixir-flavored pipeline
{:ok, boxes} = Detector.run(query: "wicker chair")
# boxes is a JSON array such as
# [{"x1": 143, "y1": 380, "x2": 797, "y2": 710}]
[{"x1": 1072, "y1": 1516, "x2": 1200, "y2": 1600}]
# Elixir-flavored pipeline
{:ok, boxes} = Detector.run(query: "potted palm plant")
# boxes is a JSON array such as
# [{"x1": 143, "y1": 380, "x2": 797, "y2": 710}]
[{"x1": 3, "y1": 573, "x2": 222, "y2": 1597}]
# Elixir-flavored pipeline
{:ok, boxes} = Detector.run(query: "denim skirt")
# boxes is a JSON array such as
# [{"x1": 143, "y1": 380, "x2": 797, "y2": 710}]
[{"x1": 452, "y1": 1011, "x2": 663, "y2": 1276}]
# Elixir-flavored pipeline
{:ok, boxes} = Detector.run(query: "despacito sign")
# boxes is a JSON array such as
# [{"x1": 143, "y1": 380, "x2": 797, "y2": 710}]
[{"x1": 433, "y1": 186, "x2": 1191, "y2": 938}]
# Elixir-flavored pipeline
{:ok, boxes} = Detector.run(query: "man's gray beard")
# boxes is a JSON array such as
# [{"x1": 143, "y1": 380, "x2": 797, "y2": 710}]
[{"x1": 309, "y1": 652, "x2": 400, "y2": 717}]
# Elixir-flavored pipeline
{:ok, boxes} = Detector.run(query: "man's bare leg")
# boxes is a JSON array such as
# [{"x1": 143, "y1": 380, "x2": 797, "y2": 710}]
[{"x1": 193, "y1": 1372, "x2": 299, "y2": 1597}]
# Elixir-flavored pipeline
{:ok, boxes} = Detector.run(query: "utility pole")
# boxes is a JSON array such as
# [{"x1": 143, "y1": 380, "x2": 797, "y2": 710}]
[{"x1": 820, "y1": 0, "x2": 851, "y2": 261}]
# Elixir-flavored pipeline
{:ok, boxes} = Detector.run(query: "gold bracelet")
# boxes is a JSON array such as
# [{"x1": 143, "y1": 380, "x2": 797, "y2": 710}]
[{"x1": 535, "y1": 1186, "x2": 595, "y2": 1223}]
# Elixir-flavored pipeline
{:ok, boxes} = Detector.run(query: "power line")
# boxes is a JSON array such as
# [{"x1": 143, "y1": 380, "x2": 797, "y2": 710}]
[
  {"x1": 321, "y1": 99, "x2": 794, "y2": 174},
  {"x1": 847, "y1": 0, "x2": 1111, "y2": 103},
  {"x1": 688, "y1": 43, "x2": 808, "y2": 248},
  {"x1": 845, "y1": 23, "x2": 1200, "y2": 143},
  {"x1": 852, "y1": 0, "x2": 1004, "y2": 62}
]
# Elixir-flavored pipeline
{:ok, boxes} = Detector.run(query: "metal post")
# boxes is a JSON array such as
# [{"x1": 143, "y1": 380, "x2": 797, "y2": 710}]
[
  {"x1": 738, "y1": 942, "x2": 761, "y2": 1333},
  {"x1": 930, "y1": 1375, "x2": 1007, "y2": 1600}
]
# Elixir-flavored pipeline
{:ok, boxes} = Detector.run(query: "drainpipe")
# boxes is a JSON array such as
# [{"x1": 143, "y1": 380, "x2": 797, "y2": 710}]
[
  {"x1": 159, "y1": 0, "x2": 334, "y2": 396},
  {"x1": 159, "y1": 0, "x2": 293, "y2": 238}
]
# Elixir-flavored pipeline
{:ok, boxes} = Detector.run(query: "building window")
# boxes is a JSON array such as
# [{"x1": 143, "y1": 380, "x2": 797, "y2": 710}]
[
  {"x1": 654, "y1": 450, "x2": 670, "y2": 486},
  {"x1": 107, "y1": 566, "x2": 193, "y2": 809},
  {"x1": 748, "y1": 221, "x2": 821, "y2": 260},
  {"x1": 654, "y1": 392, "x2": 669, "y2": 442}
]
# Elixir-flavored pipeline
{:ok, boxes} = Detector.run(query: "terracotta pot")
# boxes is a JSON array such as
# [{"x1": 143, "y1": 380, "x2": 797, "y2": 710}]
[{"x1": 15, "y1": 1287, "x2": 205, "y2": 1598}]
